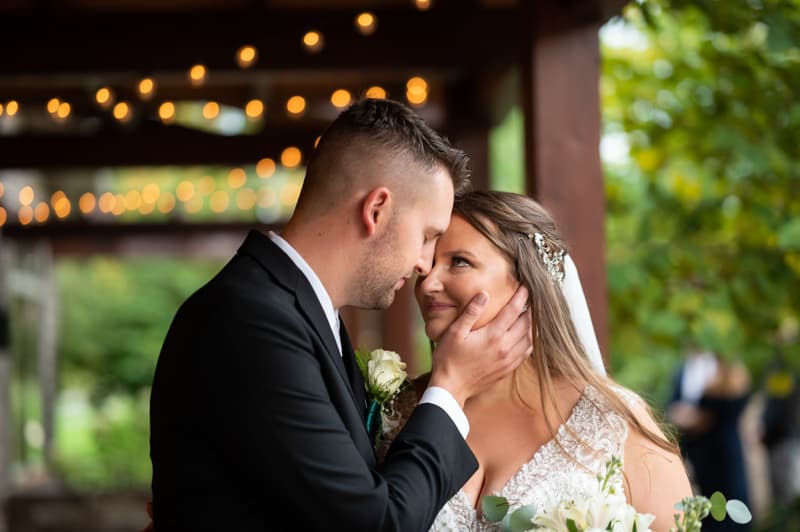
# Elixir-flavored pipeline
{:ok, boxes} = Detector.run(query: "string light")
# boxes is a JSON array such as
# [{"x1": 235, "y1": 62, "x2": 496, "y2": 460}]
[
  {"x1": 98, "y1": 192, "x2": 115, "y2": 213},
  {"x1": 286, "y1": 96, "x2": 306, "y2": 117},
  {"x1": 47, "y1": 98, "x2": 60, "y2": 115},
  {"x1": 159, "y1": 102, "x2": 176, "y2": 124},
  {"x1": 0, "y1": 207, "x2": 6, "y2": 227},
  {"x1": 176, "y1": 180, "x2": 195, "y2": 202},
  {"x1": 281, "y1": 147, "x2": 302, "y2": 168},
  {"x1": 209, "y1": 190, "x2": 230, "y2": 213},
  {"x1": 189, "y1": 64, "x2": 207, "y2": 87},
  {"x1": 19, "y1": 206, "x2": 33, "y2": 225},
  {"x1": 245, "y1": 99, "x2": 264, "y2": 119},
  {"x1": 0, "y1": 103, "x2": 3, "y2": 116},
  {"x1": 202, "y1": 101, "x2": 220, "y2": 120},
  {"x1": 302, "y1": 31, "x2": 324, "y2": 53},
  {"x1": 19, "y1": 185, "x2": 34, "y2": 206},
  {"x1": 79, "y1": 192, "x2": 96, "y2": 214},
  {"x1": 158, "y1": 191, "x2": 176, "y2": 213},
  {"x1": 142, "y1": 183, "x2": 160, "y2": 204},
  {"x1": 236, "y1": 188, "x2": 257, "y2": 210},
  {"x1": 56, "y1": 102, "x2": 71, "y2": 120},
  {"x1": 54, "y1": 196, "x2": 71, "y2": 218},
  {"x1": 138, "y1": 78, "x2": 156, "y2": 100},
  {"x1": 5, "y1": 101, "x2": 18, "y2": 116},
  {"x1": 256, "y1": 158, "x2": 276, "y2": 178},
  {"x1": 227, "y1": 168, "x2": 247, "y2": 189},
  {"x1": 330, "y1": 89, "x2": 352, "y2": 109},
  {"x1": 95, "y1": 87, "x2": 115, "y2": 108},
  {"x1": 34, "y1": 202, "x2": 50, "y2": 223},
  {"x1": 365, "y1": 86, "x2": 387, "y2": 99},
  {"x1": 414, "y1": 0, "x2": 432, "y2": 11},
  {"x1": 355, "y1": 12, "x2": 377, "y2": 36},
  {"x1": 236, "y1": 45, "x2": 258, "y2": 68},
  {"x1": 113, "y1": 101, "x2": 131, "y2": 122},
  {"x1": 406, "y1": 76, "x2": 429, "y2": 106}
]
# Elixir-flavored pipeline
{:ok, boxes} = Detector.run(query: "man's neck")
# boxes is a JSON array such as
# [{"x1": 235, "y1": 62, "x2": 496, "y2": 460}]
[{"x1": 280, "y1": 219, "x2": 351, "y2": 309}]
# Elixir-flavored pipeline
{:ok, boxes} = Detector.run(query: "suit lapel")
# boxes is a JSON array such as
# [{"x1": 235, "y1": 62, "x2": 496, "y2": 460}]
[
  {"x1": 340, "y1": 323, "x2": 367, "y2": 420},
  {"x1": 238, "y1": 230, "x2": 367, "y2": 419}
]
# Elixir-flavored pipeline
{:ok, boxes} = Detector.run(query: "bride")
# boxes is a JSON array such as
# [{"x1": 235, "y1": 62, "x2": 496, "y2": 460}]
[{"x1": 381, "y1": 190, "x2": 692, "y2": 531}]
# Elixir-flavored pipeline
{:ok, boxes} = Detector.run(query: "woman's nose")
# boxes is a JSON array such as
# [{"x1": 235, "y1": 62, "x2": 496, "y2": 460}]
[{"x1": 418, "y1": 265, "x2": 444, "y2": 293}]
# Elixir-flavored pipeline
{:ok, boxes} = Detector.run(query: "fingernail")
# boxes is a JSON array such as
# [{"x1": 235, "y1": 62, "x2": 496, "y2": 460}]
[{"x1": 475, "y1": 291, "x2": 488, "y2": 305}]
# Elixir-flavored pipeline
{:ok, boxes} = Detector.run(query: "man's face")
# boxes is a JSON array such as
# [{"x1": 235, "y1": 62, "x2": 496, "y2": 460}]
[{"x1": 355, "y1": 166, "x2": 454, "y2": 310}]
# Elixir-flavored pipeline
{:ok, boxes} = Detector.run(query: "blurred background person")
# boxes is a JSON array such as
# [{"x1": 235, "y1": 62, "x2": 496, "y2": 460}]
[{"x1": 667, "y1": 349, "x2": 752, "y2": 531}]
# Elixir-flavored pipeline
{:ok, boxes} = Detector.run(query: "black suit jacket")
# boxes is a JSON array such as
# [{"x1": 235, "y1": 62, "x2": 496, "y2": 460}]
[{"x1": 150, "y1": 230, "x2": 477, "y2": 531}]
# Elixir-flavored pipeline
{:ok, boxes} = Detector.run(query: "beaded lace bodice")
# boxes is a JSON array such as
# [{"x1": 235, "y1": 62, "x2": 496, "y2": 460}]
[{"x1": 381, "y1": 384, "x2": 639, "y2": 532}]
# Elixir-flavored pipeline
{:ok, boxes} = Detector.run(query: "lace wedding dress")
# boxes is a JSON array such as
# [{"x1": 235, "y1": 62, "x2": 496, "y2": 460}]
[{"x1": 379, "y1": 384, "x2": 639, "y2": 532}]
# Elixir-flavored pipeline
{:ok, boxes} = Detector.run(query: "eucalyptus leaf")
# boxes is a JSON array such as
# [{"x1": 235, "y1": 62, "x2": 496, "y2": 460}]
[
  {"x1": 509, "y1": 505, "x2": 537, "y2": 532},
  {"x1": 725, "y1": 499, "x2": 752, "y2": 524},
  {"x1": 501, "y1": 513, "x2": 513, "y2": 532},
  {"x1": 709, "y1": 491, "x2": 727, "y2": 521},
  {"x1": 482, "y1": 495, "x2": 510, "y2": 523},
  {"x1": 566, "y1": 518, "x2": 579, "y2": 532}
]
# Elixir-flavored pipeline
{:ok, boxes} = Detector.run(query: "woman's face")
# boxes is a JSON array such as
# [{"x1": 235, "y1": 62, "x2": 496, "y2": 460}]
[{"x1": 415, "y1": 214, "x2": 518, "y2": 342}]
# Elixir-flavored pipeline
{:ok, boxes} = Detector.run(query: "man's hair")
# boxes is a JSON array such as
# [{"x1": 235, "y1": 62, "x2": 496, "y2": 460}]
[{"x1": 296, "y1": 98, "x2": 471, "y2": 214}]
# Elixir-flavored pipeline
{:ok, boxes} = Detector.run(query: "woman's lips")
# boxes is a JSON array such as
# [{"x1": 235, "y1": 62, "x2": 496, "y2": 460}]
[{"x1": 426, "y1": 301, "x2": 457, "y2": 314}]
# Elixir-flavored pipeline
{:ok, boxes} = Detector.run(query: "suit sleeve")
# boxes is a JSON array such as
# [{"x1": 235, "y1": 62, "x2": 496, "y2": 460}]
[{"x1": 203, "y1": 301, "x2": 477, "y2": 531}]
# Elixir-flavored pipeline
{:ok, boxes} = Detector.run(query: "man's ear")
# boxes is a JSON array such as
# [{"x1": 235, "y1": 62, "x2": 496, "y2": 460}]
[{"x1": 360, "y1": 187, "x2": 391, "y2": 237}]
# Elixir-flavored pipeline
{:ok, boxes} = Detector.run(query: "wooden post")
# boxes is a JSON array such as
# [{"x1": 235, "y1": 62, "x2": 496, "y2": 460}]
[{"x1": 521, "y1": 7, "x2": 609, "y2": 363}]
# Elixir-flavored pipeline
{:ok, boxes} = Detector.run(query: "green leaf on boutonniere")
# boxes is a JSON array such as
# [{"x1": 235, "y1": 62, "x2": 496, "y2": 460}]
[
  {"x1": 482, "y1": 495, "x2": 509, "y2": 523},
  {"x1": 566, "y1": 518, "x2": 579, "y2": 532},
  {"x1": 509, "y1": 504, "x2": 536, "y2": 532},
  {"x1": 354, "y1": 349, "x2": 368, "y2": 380},
  {"x1": 726, "y1": 499, "x2": 752, "y2": 524},
  {"x1": 710, "y1": 491, "x2": 727, "y2": 521}
]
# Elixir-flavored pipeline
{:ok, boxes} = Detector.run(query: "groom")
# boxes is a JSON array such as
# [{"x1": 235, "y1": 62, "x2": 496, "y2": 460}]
[{"x1": 149, "y1": 98, "x2": 532, "y2": 531}]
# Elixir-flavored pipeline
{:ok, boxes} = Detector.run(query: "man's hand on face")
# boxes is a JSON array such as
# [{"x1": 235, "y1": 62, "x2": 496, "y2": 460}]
[{"x1": 428, "y1": 285, "x2": 533, "y2": 408}]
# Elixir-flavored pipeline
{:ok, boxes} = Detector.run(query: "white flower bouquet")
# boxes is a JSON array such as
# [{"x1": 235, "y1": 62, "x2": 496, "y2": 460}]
[{"x1": 481, "y1": 456, "x2": 751, "y2": 532}]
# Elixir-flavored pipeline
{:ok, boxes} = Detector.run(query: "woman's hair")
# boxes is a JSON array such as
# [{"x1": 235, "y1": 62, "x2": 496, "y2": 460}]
[{"x1": 452, "y1": 190, "x2": 678, "y2": 457}]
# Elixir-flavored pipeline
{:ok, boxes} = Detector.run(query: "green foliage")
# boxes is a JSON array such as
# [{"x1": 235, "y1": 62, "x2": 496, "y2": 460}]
[
  {"x1": 53, "y1": 257, "x2": 222, "y2": 488},
  {"x1": 602, "y1": 0, "x2": 800, "y2": 397},
  {"x1": 57, "y1": 257, "x2": 222, "y2": 401}
]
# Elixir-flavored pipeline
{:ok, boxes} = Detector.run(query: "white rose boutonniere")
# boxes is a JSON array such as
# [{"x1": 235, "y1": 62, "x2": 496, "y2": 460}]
[{"x1": 355, "y1": 348, "x2": 410, "y2": 444}]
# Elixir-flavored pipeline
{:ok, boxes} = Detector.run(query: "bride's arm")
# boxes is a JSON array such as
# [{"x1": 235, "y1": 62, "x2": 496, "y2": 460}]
[{"x1": 622, "y1": 398, "x2": 693, "y2": 532}]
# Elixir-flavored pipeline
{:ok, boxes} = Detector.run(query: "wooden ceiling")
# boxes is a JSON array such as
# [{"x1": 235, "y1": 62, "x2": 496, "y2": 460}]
[{"x1": 0, "y1": 0, "x2": 625, "y2": 169}]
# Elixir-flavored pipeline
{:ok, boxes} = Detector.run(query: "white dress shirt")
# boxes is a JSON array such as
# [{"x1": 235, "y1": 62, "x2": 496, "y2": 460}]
[{"x1": 268, "y1": 231, "x2": 469, "y2": 437}]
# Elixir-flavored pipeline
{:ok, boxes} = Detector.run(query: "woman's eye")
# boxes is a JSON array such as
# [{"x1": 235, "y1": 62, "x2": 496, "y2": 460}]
[{"x1": 451, "y1": 256, "x2": 471, "y2": 268}]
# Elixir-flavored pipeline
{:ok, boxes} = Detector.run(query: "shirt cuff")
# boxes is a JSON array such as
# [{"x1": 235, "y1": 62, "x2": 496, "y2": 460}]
[{"x1": 419, "y1": 386, "x2": 470, "y2": 438}]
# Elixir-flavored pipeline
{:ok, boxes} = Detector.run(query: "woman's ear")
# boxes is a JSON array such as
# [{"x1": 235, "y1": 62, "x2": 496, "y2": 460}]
[{"x1": 360, "y1": 187, "x2": 391, "y2": 237}]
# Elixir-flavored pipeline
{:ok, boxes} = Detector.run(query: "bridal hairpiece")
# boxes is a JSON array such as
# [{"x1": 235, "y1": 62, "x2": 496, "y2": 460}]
[{"x1": 529, "y1": 232, "x2": 565, "y2": 285}]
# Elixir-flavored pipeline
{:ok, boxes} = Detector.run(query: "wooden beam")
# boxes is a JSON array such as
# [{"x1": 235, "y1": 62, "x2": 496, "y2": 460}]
[
  {"x1": 0, "y1": 9, "x2": 521, "y2": 77},
  {"x1": 1, "y1": 222, "x2": 269, "y2": 258},
  {"x1": 521, "y1": 4, "x2": 609, "y2": 367},
  {"x1": 0, "y1": 121, "x2": 321, "y2": 168}
]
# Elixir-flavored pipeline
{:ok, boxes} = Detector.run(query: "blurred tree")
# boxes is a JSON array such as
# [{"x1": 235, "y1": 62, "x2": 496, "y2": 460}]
[
  {"x1": 51, "y1": 258, "x2": 222, "y2": 488},
  {"x1": 602, "y1": 0, "x2": 800, "y2": 401}
]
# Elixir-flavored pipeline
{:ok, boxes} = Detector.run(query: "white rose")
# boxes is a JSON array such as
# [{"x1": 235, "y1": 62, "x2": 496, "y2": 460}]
[{"x1": 367, "y1": 349, "x2": 407, "y2": 400}]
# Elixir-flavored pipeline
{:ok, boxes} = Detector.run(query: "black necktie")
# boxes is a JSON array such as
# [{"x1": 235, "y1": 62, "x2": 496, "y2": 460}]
[{"x1": 339, "y1": 324, "x2": 367, "y2": 419}]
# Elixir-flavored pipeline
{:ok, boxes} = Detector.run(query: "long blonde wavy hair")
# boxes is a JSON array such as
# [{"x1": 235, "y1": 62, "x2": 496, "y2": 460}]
[{"x1": 452, "y1": 190, "x2": 678, "y2": 457}]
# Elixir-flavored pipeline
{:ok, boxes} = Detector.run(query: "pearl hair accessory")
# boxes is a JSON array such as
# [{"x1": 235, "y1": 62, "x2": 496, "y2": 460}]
[{"x1": 530, "y1": 232, "x2": 565, "y2": 285}]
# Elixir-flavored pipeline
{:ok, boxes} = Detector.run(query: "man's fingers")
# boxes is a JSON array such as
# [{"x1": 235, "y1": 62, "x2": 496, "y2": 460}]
[
  {"x1": 490, "y1": 285, "x2": 530, "y2": 332},
  {"x1": 505, "y1": 327, "x2": 533, "y2": 372},
  {"x1": 447, "y1": 291, "x2": 489, "y2": 338}
]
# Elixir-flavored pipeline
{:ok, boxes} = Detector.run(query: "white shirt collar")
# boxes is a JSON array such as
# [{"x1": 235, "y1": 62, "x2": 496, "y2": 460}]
[{"x1": 268, "y1": 231, "x2": 342, "y2": 355}]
